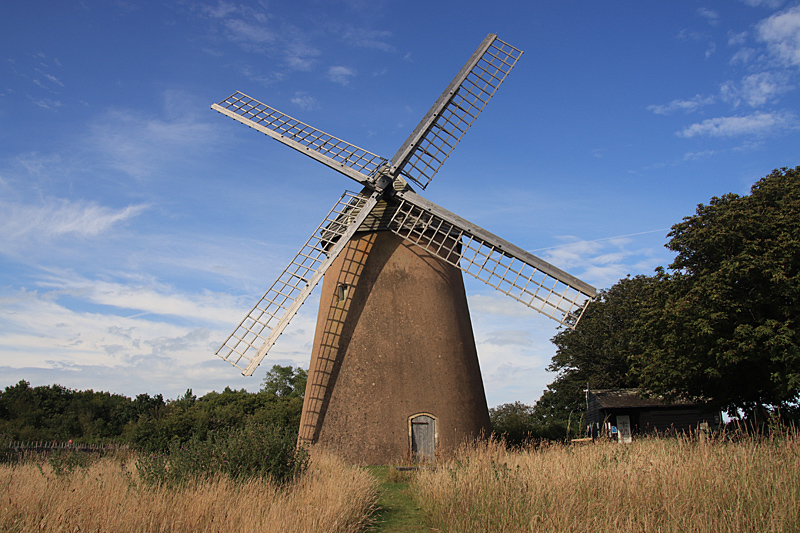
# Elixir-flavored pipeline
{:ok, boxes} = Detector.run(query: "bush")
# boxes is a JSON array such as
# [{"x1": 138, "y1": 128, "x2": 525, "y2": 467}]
[
  {"x1": 43, "y1": 449, "x2": 96, "y2": 478},
  {"x1": 136, "y1": 420, "x2": 308, "y2": 488}
]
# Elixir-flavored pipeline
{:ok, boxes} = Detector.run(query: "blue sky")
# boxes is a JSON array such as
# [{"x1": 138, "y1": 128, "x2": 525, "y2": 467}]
[{"x1": 1, "y1": 0, "x2": 799, "y2": 406}]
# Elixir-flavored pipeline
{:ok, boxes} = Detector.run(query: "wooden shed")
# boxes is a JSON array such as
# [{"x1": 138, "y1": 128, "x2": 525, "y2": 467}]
[{"x1": 586, "y1": 389, "x2": 721, "y2": 441}]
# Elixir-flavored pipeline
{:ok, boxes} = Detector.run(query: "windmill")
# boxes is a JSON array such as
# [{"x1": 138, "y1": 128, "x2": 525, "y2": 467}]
[{"x1": 212, "y1": 34, "x2": 597, "y2": 464}]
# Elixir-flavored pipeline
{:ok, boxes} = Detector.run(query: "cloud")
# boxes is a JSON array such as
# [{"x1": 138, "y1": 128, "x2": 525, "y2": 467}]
[
  {"x1": 236, "y1": 63, "x2": 285, "y2": 86},
  {"x1": 291, "y1": 92, "x2": 319, "y2": 111},
  {"x1": 469, "y1": 293, "x2": 540, "y2": 318},
  {"x1": 87, "y1": 107, "x2": 217, "y2": 179},
  {"x1": 647, "y1": 94, "x2": 715, "y2": 115},
  {"x1": 34, "y1": 69, "x2": 64, "y2": 88},
  {"x1": 721, "y1": 72, "x2": 794, "y2": 107},
  {"x1": 741, "y1": 72, "x2": 793, "y2": 105},
  {"x1": 729, "y1": 47, "x2": 757, "y2": 64},
  {"x1": 0, "y1": 198, "x2": 147, "y2": 250},
  {"x1": 328, "y1": 66, "x2": 356, "y2": 85},
  {"x1": 223, "y1": 18, "x2": 276, "y2": 44},
  {"x1": 29, "y1": 97, "x2": 62, "y2": 110},
  {"x1": 740, "y1": 0, "x2": 785, "y2": 7},
  {"x1": 684, "y1": 149, "x2": 719, "y2": 160},
  {"x1": 527, "y1": 229, "x2": 672, "y2": 289},
  {"x1": 757, "y1": 5, "x2": 800, "y2": 67},
  {"x1": 33, "y1": 270, "x2": 243, "y2": 325},
  {"x1": 677, "y1": 111, "x2": 796, "y2": 137},
  {"x1": 284, "y1": 41, "x2": 321, "y2": 71},
  {"x1": 728, "y1": 31, "x2": 749, "y2": 46},
  {"x1": 698, "y1": 8, "x2": 720, "y2": 25},
  {"x1": 0, "y1": 281, "x2": 318, "y2": 397},
  {"x1": 0, "y1": 288, "x2": 211, "y2": 367},
  {"x1": 196, "y1": 3, "x2": 320, "y2": 71},
  {"x1": 0, "y1": 288, "x2": 231, "y2": 397},
  {"x1": 483, "y1": 330, "x2": 533, "y2": 346},
  {"x1": 342, "y1": 28, "x2": 395, "y2": 52},
  {"x1": 202, "y1": 1, "x2": 238, "y2": 19}
]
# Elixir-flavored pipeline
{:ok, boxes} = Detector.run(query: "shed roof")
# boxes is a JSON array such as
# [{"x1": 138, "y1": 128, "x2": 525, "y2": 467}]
[{"x1": 589, "y1": 388, "x2": 696, "y2": 409}]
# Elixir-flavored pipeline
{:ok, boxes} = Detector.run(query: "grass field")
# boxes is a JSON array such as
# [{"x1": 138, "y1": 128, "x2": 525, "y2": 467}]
[
  {"x1": 2, "y1": 433, "x2": 798, "y2": 532},
  {"x1": 411, "y1": 433, "x2": 800, "y2": 532},
  {"x1": 0, "y1": 450, "x2": 377, "y2": 532}
]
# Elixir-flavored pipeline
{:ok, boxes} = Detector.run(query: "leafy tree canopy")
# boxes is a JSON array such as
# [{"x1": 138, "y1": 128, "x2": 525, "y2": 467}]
[
  {"x1": 539, "y1": 275, "x2": 653, "y2": 421},
  {"x1": 261, "y1": 365, "x2": 307, "y2": 398},
  {"x1": 634, "y1": 167, "x2": 800, "y2": 416}
]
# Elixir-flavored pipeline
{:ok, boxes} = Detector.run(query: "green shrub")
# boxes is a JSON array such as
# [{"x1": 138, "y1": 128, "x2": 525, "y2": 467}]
[
  {"x1": 135, "y1": 420, "x2": 308, "y2": 488},
  {"x1": 45, "y1": 449, "x2": 96, "y2": 478}
]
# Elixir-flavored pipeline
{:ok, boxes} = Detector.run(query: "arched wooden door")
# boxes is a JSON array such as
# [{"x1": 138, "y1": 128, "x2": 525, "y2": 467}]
[{"x1": 410, "y1": 414, "x2": 436, "y2": 461}]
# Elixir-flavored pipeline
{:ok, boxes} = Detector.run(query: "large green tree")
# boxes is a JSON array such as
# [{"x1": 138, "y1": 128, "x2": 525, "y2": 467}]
[
  {"x1": 537, "y1": 275, "x2": 653, "y2": 422},
  {"x1": 634, "y1": 167, "x2": 800, "y2": 416},
  {"x1": 261, "y1": 365, "x2": 307, "y2": 398}
]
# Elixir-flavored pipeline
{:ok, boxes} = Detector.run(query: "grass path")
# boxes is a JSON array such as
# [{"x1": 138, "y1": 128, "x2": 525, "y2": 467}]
[{"x1": 367, "y1": 467, "x2": 430, "y2": 532}]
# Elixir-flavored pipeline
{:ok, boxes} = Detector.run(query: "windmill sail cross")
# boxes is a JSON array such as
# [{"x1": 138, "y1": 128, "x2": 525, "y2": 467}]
[{"x1": 212, "y1": 33, "x2": 594, "y2": 381}]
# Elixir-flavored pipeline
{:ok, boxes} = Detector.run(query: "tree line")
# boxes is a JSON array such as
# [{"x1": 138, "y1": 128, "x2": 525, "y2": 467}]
[
  {"x1": 492, "y1": 167, "x2": 800, "y2": 444},
  {"x1": 0, "y1": 366, "x2": 307, "y2": 451}
]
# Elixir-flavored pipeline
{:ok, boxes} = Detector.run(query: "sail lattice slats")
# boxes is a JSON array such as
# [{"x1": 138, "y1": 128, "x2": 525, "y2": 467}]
[
  {"x1": 387, "y1": 198, "x2": 594, "y2": 328},
  {"x1": 215, "y1": 192, "x2": 370, "y2": 371},
  {"x1": 215, "y1": 92, "x2": 388, "y2": 178},
  {"x1": 396, "y1": 37, "x2": 523, "y2": 190}
]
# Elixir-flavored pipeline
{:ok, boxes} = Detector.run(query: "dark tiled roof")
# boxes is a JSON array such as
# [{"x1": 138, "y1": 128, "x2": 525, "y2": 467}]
[{"x1": 589, "y1": 388, "x2": 696, "y2": 409}]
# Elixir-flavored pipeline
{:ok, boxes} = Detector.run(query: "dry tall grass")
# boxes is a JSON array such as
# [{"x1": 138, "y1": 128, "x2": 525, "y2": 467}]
[
  {"x1": 412, "y1": 434, "x2": 800, "y2": 532},
  {"x1": 0, "y1": 450, "x2": 377, "y2": 532}
]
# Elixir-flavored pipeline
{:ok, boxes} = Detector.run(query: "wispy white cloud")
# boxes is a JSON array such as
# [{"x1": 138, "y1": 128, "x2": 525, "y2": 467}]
[
  {"x1": 33, "y1": 270, "x2": 243, "y2": 325},
  {"x1": 483, "y1": 330, "x2": 533, "y2": 347},
  {"x1": 656, "y1": 5, "x2": 800, "y2": 144},
  {"x1": 342, "y1": 28, "x2": 395, "y2": 52},
  {"x1": 195, "y1": 2, "x2": 320, "y2": 71},
  {"x1": 721, "y1": 71, "x2": 794, "y2": 106},
  {"x1": 236, "y1": 63, "x2": 285, "y2": 86},
  {"x1": 741, "y1": 71, "x2": 793, "y2": 105},
  {"x1": 0, "y1": 198, "x2": 147, "y2": 251},
  {"x1": 283, "y1": 41, "x2": 321, "y2": 71},
  {"x1": 0, "y1": 288, "x2": 233, "y2": 397},
  {"x1": 729, "y1": 47, "x2": 758, "y2": 64},
  {"x1": 647, "y1": 94, "x2": 715, "y2": 114},
  {"x1": 28, "y1": 96, "x2": 62, "y2": 110},
  {"x1": 728, "y1": 30, "x2": 749, "y2": 46},
  {"x1": 469, "y1": 293, "x2": 540, "y2": 318},
  {"x1": 328, "y1": 65, "x2": 356, "y2": 85},
  {"x1": 291, "y1": 92, "x2": 319, "y2": 111},
  {"x1": 677, "y1": 28, "x2": 709, "y2": 42},
  {"x1": 757, "y1": 4, "x2": 800, "y2": 67},
  {"x1": 530, "y1": 230, "x2": 671, "y2": 289},
  {"x1": 684, "y1": 149, "x2": 719, "y2": 160},
  {"x1": 201, "y1": 1, "x2": 237, "y2": 19},
  {"x1": 740, "y1": 0, "x2": 784, "y2": 8},
  {"x1": 87, "y1": 107, "x2": 217, "y2": 179},
  {"x1": 698, "y1": 8, "x2": 721, "y2": 25},
  {"x1": 0, "y1": 288, "x2": 212, "y2": 368},
  {"x1": 0, "y1": 276, "x2": 318, "y2": 397},
  {"x1": 35, "y1": 69, "x2": 64, "y2": 87},
  {"x1": 677, "y1": 110, "x2": 796, "y2": 137},
  {"x1": 223, "y1": 18, "x2": 276, "y2": 44}
]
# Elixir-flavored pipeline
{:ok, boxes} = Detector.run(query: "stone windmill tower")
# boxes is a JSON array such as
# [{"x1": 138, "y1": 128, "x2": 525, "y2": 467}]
[{"x1": 212, "y1": 34, "x2": 596, "y2": 464}]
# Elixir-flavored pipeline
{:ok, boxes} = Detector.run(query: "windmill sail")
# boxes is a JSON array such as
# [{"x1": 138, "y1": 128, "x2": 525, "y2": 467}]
[
  {"x1": 212, "y1": 93, "x2": 386, "y2": 187},
  {"x1": 389, "y1": 190, "x2": 596, "y2": 327},
  {"x1": 390, "y1": 34, "x2": 523, "y2": 190},
  {"x1": 216, "y1": 190, "x2": 382, "y2": 375}
]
